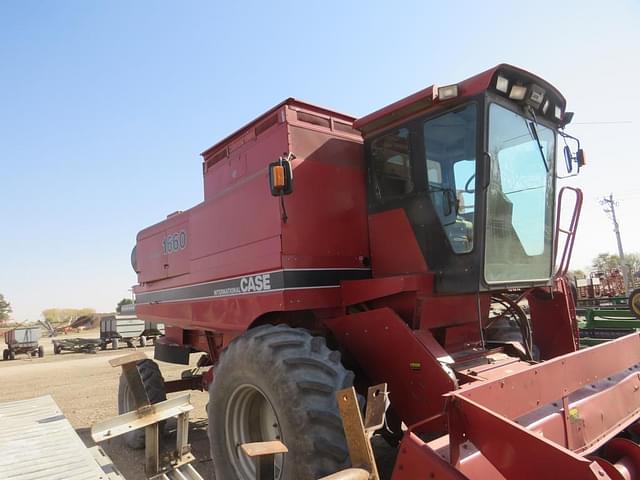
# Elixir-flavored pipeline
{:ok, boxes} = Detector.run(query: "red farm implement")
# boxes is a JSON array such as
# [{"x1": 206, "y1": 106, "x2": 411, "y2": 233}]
[{"x1": 120, "y1": 64, "x2": 640, "y2": 480}]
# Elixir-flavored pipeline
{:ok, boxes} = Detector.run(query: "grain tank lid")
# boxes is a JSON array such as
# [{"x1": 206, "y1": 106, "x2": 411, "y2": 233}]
[{"x1": 200, "y1": 97, "x2": 356, "y2": 163}]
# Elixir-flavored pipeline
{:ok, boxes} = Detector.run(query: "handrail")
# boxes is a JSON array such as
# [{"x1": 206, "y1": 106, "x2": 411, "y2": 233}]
[{"x1": 554, "y1": 186, "x2": 583, "y2": 278}]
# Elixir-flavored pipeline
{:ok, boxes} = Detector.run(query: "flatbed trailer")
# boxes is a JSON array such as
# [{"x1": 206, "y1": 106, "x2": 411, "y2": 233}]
[{"x1": 52, "y1": 337, "x2": 104, "y2": 354}]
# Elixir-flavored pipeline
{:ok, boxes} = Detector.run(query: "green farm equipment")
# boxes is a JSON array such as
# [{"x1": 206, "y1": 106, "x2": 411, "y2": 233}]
[{"x1": 579, "y1": 308, "x2": 640, "y2": 346}]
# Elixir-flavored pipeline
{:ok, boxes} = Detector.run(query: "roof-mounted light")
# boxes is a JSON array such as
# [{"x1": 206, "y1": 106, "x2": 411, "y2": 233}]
[
  {"x1": 554, "y1": 105, "x2": 563, "y2": 120},
  {"x1": 509, "y1": 85, "x2": 527, "y2": 101},
  {"x1": 496, "y1": 75, "x2": 509, "y2": 93},
  {"x1": 542, "y1": 99, "x2": 550, "y2": 115},
  {"x1": 527, "y1": 84, "x2": 546, "y2": 108},
  {"x1": 437, "y1": 84, "x2": 459, "y2": 100}
]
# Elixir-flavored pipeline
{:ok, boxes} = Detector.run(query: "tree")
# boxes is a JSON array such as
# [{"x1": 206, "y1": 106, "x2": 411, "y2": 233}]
[
  {"x1": 116, "y1": 298, "x2": 134, "y2": 313},
  {"x1": 591, "y1": 252, "x2": 640, "y2": 277},
  {"x1": 0, "y1": 294, "x2": 12, "y2": 323},
  {"x1": 569, "y1": 269, "x2": 586, "y2": 280},
  {"x1": 626, "y1": 253, "x2": 640, "y2": 276},
  {"x1": 592, "y1": 253, "x2": 621, "y2": 273}
]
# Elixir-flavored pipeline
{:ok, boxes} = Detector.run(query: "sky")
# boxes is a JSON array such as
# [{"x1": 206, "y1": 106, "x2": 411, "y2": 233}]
[{"x1": 1, "y1": 0, "x2": 639, "y2": 322}]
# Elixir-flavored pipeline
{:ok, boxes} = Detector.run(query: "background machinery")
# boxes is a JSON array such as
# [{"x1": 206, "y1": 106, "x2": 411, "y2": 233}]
[
  {"x1": 3, "y1": 326, "x2": 44, "y2": 360},
  {"x1": 125, "y1": 64, "x2": 640, "y2": 479}
]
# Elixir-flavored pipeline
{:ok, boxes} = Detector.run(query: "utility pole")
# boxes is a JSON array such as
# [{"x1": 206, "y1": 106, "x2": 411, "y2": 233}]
[{"x1": 601, "y1": 193, "x2": 631, "y2": 294}]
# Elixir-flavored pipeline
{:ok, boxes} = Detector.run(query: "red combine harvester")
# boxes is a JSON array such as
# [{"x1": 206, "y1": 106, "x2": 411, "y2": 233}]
[{"x1": 129, "y1": 64, "x2": 640, "y2": 480}]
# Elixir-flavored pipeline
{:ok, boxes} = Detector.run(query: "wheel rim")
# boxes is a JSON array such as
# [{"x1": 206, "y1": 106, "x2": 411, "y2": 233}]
[{"x1": 225, "y1": 384, "x2": 284, "y2": 480}]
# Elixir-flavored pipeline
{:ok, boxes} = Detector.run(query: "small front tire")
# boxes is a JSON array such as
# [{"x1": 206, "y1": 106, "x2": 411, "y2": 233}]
[
  {"x1": 117, "y1": 359, "x2": 167, "y2": 449},
  {"x1": 629, "y1": 288, "x2": 640, "y2": 319}
]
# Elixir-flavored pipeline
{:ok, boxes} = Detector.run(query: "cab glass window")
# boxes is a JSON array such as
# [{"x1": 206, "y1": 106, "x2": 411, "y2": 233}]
[
  {"x1": 485, "y1": 103, "x2": 555, "y2": 283},
  {"x1": 423, "y1": 104, "x2": 477, "y2": 253},
  {"x1": 371, "y1": 128, "x2": 413, "y2": 201}
]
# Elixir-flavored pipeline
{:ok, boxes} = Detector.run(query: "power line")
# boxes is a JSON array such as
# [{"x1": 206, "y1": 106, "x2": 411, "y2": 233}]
[
  {"x1": 573, "y1": 121, "x2": 633, "y2": 125},
  {"x1": 618, "y1": 193, "x2": 640, "y2": 200}
]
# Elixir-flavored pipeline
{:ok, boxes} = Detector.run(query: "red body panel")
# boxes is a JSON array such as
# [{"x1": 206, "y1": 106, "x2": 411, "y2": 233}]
[
  {"x1": 529, "y1": 278, "x2": 580, "y2": 359},
  {"x1": 134, "y1": 100, "x2": 368, "y2": 341},
  {"x1": 326, "y1": 307, "x2": 455, "y2": 429},
  {"x1": 368, "y1": 209, "x2": 428, "y2": 277}
]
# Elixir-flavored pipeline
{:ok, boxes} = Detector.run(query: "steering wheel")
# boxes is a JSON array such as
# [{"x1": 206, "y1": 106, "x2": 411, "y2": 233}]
[{"x1": 464, "y1": 173, "x2": 476, "y2": 193}]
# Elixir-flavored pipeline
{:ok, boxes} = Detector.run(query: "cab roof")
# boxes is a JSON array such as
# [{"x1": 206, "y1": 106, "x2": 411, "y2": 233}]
[{"x1": 354, "y1": 63, "x2": 567, "y2": 136}]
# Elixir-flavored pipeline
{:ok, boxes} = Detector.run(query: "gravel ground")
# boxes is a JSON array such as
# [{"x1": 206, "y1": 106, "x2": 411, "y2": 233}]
[{"x1": 0, "y1": 331, "x2": 397, "y2": 479}]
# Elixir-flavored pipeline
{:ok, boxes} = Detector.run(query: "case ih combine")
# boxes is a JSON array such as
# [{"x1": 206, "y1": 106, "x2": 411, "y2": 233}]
[{"x1": 127, "y1": 64, "x2": 640, "y2": 480}]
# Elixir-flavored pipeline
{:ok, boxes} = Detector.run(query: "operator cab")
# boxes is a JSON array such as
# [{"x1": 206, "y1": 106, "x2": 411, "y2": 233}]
[{"x1": 356, "y1": 64, "x2": 584, "y2": 294}]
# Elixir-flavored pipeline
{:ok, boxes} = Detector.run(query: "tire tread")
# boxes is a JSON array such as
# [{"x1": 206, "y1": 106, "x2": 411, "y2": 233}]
[{"x1": 208, "y1": 324, "x2": 353, "y2": 479}]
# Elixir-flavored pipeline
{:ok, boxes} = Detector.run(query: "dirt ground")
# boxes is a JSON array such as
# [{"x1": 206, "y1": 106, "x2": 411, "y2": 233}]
[{"x1": 0, "y1": 330, "x2": 397, "y2": 479}]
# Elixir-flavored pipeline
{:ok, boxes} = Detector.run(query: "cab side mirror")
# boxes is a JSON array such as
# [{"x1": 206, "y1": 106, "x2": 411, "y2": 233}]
[
  {"x1": 269, "y1": 155, "x2": 294, "y2": 196},
  {"x1": 561, "y1": 139, "x2": 586, "y2": 176},
  {"x1": 563, "y1": 145, "x2": 573, "y2": 173}
]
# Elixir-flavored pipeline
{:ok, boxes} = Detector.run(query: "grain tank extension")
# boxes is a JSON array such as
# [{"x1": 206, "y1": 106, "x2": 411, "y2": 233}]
[{"x1": 129, "y1": 64, "x2": 640, "y2": 479}]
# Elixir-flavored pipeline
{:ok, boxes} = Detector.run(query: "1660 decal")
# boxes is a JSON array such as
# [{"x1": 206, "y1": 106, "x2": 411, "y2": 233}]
[{"x1": 162, "y1": 230, "x2": 187, "y2": 254}]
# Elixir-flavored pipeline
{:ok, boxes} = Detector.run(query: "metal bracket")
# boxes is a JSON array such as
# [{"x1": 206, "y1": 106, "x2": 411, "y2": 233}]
[
  {"x1": 92, "y1": 352, "x2": 199, "y2": 479},
  {"x1": 91, "y1": 394, "x2": 193, "y2": 442},
  {"x1": 334, "y1": 384, "x2": 387, "y2": 480},
  {"x1": 363, "y1": 383, "x2": 388, "y2": 437}
]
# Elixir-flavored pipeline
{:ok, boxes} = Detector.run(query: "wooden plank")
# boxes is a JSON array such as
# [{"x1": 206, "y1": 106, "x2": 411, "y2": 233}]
[
  {"x1": 240, "y1": 441, "x2": 288, "y2": 457},
  {"x1": 318, "y1": 469, "x2": 370, "y2": 480}
]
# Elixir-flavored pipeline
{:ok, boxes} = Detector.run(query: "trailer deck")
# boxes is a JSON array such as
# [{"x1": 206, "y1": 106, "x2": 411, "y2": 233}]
[{"x1": 0, "y1": 395, "x2": 124, "y2": 480}]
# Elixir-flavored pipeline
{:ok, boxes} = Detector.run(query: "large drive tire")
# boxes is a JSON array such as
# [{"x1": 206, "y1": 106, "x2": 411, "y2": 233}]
[
  {"x1": 139, "y1": 336, "x2": 147, "y2": 347},
  {"x1": 208, "y1": 324, "x2": 354, "y2": 480},
  {"x1": 118, "y1": 359, "x2": 167, "y2": 449},
  {"x1": 112, "y1": 338, "x2": 119, "y2": 350},
  {"x1": 8, "y1": 350, "x2": 15, "y2": 361},
  {"x1": 38, "y1": 346, "x2": 44, "y2": 358},
  {"x1": 2, "y1": 349, "x2": 8, "y2": 361},
  {"x1": 629, "y1": 288, "x2": 640, "y2": 319}
]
